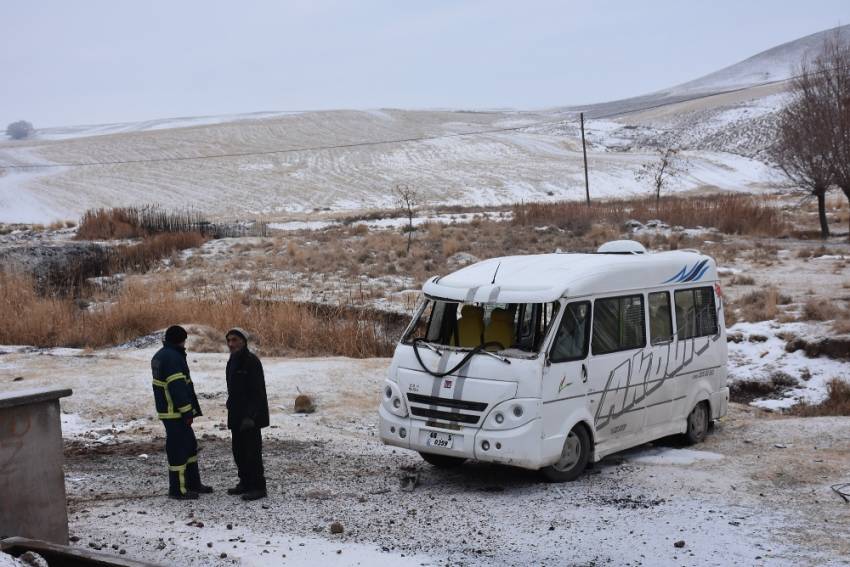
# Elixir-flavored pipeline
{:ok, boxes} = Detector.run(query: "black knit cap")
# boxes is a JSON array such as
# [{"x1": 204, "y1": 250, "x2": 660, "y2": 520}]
[
  {"x1": 164, "y1": 325, "x2": 188, "y2": 345},
  {"x1": 225, "y1": 327, "x2": 249, "y2": 344}
]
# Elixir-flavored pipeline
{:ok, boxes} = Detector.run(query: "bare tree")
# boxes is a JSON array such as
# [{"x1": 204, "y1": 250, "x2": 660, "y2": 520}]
[
  {"x1": 815, "y1": 33, "x2": 850, "y2": 239},
  {"x1": 769, "y1": 39, "x2": 843, "y2": 238},
  {"x1": 6, "y1": 120, "x2": 34, "y2": 140},
  {"x1": 393, "y1": 183, "x2": 419, "y2": 252},
  {"x1": 635, "y1": 148, "x2": 689, "y2": 209}
]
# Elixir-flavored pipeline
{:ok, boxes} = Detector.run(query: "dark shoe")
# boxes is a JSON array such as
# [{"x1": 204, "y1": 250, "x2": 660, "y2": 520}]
[
  {"x1": 169, "y1": 491, "x2": 199, "y2": 500},
  {"x1": 227, "y1": 483, "x2": 248, "y2": 495},
  {"x1": 193, "y1": 484, "x2": 214, "y2": 494},
  {"x1": 241, "y1": 488, "x2": 267, "y2": 501}
]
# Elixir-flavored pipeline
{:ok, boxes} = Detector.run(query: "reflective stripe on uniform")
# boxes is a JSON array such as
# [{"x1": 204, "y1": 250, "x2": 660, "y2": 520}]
[
  {"x1": 165, "y1": 372, "x2": 186, "y2": 384},
  {"x1": 187, "y1": 455, "x2": 198, "y2": 464},
  {"x1": 153, "y1": 373, "x2": 187, "y2": 418},
  {"x1": 177, "y1": 404, "x2": 193, "y2": 414},
  {"x1": 168, "y1": 463, "x2": 187, "y2": 494}
]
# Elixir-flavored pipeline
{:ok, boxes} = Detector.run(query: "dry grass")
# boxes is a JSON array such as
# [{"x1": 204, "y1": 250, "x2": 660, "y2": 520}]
[
  {"x1": 0, "y1": 273, "x2": 394, "y2": 357},
  {"x1": 788, "y1": 379, "x2": 850, "y2": 416},
  {"x1": 729, "y1": 274, "x2": 756, "y2": 286},
  {"x1": 110, "y1": 232, "x2": 206, "y2": 273},
  {"x1": 734, "y1": 287, "x2": 792, "y2": 322},
  {"x1": 729, "y1": 372, "x2": 799, "y2": 404},
  {"x1": 800, "y1": 298, "x2": 833, "y2": 321},
  {"x1": 76, "y1": 206, "x2": 265, "y2": 240},
  {"x1": 512, "y1": 195, "x2": 788, "y2": 236}
]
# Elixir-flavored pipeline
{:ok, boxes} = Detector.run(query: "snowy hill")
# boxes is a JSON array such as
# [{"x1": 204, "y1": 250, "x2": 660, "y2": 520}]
[
  {"x1": 665, "y1": 24, "x2": 850, "y2": 95},
  {"x1": 1, "y1": 25, "x2": 846, "y2": 223}
]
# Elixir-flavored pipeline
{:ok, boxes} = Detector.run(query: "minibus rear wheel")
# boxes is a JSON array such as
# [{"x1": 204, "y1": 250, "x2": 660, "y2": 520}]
[
  {"x1": 419, "y1": 452, "x2": 466, "y2": 468},
  {"x1": 685, "y1": 401, "x2": 710, "y2": 445},
  {"x1": 541, "y1": 425, "x2": 590, "y2": 482}
]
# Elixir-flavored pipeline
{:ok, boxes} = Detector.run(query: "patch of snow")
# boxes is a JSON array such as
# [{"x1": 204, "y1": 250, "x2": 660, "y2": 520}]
[
  {"x1": 727, "y1": 320, "x2": 850, "y2": 409},
  {"x1": 625, "y1": 447, "x2": 725, "y2": 466}
]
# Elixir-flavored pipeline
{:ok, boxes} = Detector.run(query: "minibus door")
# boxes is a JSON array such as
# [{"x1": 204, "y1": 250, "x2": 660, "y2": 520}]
[
  {"x1": 542, "y1": 301, "x2": 591, "y2": 439},
  {"x1": 645, "y1": 290, "x2": 677, "y2": 429},
  {"x1": 585, "y1": 294, "x2": 648, "y2": 447}
]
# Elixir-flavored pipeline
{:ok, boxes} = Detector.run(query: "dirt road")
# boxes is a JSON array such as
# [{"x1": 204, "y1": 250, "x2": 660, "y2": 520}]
[{"x1": 2, "y1": 348, "x2": 849, "y2": 565}]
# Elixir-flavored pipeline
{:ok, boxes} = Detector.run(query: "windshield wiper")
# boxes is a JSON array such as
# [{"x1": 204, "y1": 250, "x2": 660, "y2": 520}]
[
  {"x1": 417, "y1": 341, "x2": 444, "y2": 357},
  {"x1": 476, "y1": 349, "x2": 511, "y2": 364}
]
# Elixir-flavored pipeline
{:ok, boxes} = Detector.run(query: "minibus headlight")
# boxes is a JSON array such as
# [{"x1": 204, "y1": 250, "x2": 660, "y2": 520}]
[
  {"x1": 381, "y1": 380, "x2": 408, "y2": 418},
  {"x1": 483, "y1": 399, "x2": 538, "y2": 430}
]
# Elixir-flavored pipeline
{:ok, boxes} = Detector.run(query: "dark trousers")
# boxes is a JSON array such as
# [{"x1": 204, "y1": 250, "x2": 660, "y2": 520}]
[
  {"x1": 232, "y1": 427, "x2": 265, "y2": 490},
  {"x1": 163, "y1": 419, "x2": 201, "y2": 496}
]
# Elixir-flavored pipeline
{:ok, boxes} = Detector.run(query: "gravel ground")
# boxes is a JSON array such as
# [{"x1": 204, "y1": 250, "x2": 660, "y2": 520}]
[
  {"x1": 61, "y1": 405, "x2": 850, "y2": 566},
  {"x1": 2, "y1": 347, "x2": 849, "y2": 566}
]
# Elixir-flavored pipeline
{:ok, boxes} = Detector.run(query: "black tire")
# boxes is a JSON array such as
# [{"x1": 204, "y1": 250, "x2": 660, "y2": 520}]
[
  {"x1": 540, "y1": 425, "x2": 591, "y2": 482},
  {"x1": 419, "y1": 452, "x2": 466, "y2": 468},
  {"x1": 684, "y1": 401, "x2": 710, "y2": 445}
]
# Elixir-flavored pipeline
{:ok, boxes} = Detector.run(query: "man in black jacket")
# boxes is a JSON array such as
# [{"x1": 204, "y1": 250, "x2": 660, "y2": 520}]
[
  {"x1": 225, "y1": 328, "x2": 270, "y2": 501},
  {"x1": 151, "y1": 325, "x2": 213, "y2": 499}
]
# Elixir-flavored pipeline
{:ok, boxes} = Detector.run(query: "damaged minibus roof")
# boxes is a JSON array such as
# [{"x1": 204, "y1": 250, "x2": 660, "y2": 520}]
[{"x1": 422, "y1": 249, "x2": 718, "y2": 303}]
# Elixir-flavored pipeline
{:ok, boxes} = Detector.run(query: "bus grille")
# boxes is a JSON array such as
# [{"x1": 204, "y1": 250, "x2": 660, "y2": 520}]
[
  {"x1": 409, "y1": 407, "x2": 480, "y2": 424},
  {"x1": 406, "y1": 393, "x2": 487, "y2": 425},
  {"x1": 406, "y1": 393, "x2": 487, "y2": 412}
]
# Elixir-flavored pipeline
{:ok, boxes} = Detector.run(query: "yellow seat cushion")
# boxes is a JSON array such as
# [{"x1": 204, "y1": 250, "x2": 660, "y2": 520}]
[
  {"x1": 484, "y1": 308, "x2": 514, "y2": 349},
  {"x1": 455, "y1": 305, "x2": 484, "y2": 347}
]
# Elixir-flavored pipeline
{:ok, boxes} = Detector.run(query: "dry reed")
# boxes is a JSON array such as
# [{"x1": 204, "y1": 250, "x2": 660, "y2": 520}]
[
  {"x1": 512, "y1": 195, "x2": 788, "y2": 236},
  {"x1": 0, "y1": 273, "x2": 394, "y2": 357}
]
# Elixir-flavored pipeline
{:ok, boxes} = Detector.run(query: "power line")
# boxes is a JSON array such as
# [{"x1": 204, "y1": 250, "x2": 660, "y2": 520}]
[
  {"x1": 0, "y1": 72, "x2": 806, "y2": 171},
  {"x1": 0, "y1": 118, "x2": 575, "y2": 170}
]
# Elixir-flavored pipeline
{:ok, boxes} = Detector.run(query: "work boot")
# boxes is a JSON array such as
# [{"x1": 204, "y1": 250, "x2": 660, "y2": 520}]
[
  {"x1": 169, "y1": 491, "x2": 199, "y2": 500},
  {"x1": 241, "y1": 488, "x2": 267, "y2": 501},
  {"x1": 193, "y1": 484, "x2": 214, "y2": 494},
  {"x1": 227, "y1": 483, "x2": 248, "y2": 495}
]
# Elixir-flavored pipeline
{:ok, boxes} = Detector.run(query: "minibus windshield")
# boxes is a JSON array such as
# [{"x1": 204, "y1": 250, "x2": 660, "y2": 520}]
[{"x1": 403, "y1": 299, "x2": 560, "y2": 355}]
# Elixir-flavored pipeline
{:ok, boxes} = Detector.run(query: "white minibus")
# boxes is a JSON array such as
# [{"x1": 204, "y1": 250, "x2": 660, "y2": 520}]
[{"x1": 378, "y1": 240, "x2": 729, "y2": 481}]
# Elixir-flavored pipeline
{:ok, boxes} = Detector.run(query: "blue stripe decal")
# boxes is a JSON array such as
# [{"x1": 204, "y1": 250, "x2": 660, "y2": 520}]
[
  {"x1": 690, "y1": 263, "x2": 711, "y2": 282},
  {"x1": 663, "y1": 259, "x2": 710, "y2": 284},
  {"x1": 662, "y1": 266, "x2": 688, "y2": 284}
]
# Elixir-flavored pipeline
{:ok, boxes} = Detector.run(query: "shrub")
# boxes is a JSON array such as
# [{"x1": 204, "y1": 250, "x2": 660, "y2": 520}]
[
  {"x1": 512, "y1": 195, "x2": 787, "y2": 236},
  {"x1": 801, "y1": 298, "x2": 833, "y2": 321},
  {"x1": 0, "y1": 274, "x2": 395, "y2": 357},
  {"x1": 76, "y1": 206, "x2": 266, "y2": 240},
  {"x1": 788, "y1": 379, "x2": 850, "y2": 416},
  {"x1": 735, "y1": 288, "x2": 789, "y2": 322},
  {"x1": 6, "y1": 120, "x2": 34, "y2": 140}
]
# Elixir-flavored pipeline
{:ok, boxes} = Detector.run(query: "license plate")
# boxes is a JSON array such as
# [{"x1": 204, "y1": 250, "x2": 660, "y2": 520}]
[{"x1": 426, "y1": 431, "x2": 454, "y2": 449}]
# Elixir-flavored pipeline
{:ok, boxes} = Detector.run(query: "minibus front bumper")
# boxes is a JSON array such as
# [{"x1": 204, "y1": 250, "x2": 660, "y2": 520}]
[{"x1": 378, "y1": 405, "x2": 544, "y2": 470}]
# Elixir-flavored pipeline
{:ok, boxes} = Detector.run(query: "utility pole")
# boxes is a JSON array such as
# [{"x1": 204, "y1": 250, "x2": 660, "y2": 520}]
[{"x1": 580, "y1": 112, "x2": 590, "y2": 205}]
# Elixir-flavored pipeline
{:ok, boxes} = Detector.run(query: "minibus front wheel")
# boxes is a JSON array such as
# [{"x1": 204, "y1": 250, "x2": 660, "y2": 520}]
[
  {"x1": 541, "y1": 425, "x2": 590, "y2": 482},
  {"x1": 419, "y1": 452, "x2": 466, "y2": 468}
]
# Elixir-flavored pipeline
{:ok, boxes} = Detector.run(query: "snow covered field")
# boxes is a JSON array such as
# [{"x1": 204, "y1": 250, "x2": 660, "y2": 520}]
[
  {"x1": 2, "y1": 346, "x2": 849, "y2": 566},
  {"x1": 6, "y1": 26, "x2": 849, "y2": 224}
]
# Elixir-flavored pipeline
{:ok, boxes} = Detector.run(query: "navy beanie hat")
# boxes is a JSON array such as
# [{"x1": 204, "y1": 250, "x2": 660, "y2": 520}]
[{"x1": 164, "y1": 325, "x2": 188, "y2": 344}]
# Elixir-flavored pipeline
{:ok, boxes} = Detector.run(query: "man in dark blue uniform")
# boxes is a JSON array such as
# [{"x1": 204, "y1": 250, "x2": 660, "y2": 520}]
[
  {"x1": 151, "y1": 325, "x2": 213, "y2": 500},
  {"x1": 224, "y1": 328, "x2": 269, "y2": 501}
]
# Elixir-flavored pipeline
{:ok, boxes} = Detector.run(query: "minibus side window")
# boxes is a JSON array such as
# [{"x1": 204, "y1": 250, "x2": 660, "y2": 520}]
[
  {"x1": 550, "y1": 302, "x2": 591, "y2": 363},
  {"x1": 591, "y1": 294, "x2": 646, "y2": 355},
  {"x1": 649, "y1": 291, "x2": 674, "y2": 344},
  {"x1": 674, "y1": 287, "x2": 718, "y2": 339}
]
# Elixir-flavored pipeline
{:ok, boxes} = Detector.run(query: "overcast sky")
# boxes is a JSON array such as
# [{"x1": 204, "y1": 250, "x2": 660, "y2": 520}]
[{"x1": 2, "y1": 0, "x2": 849, "y2": 128}]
